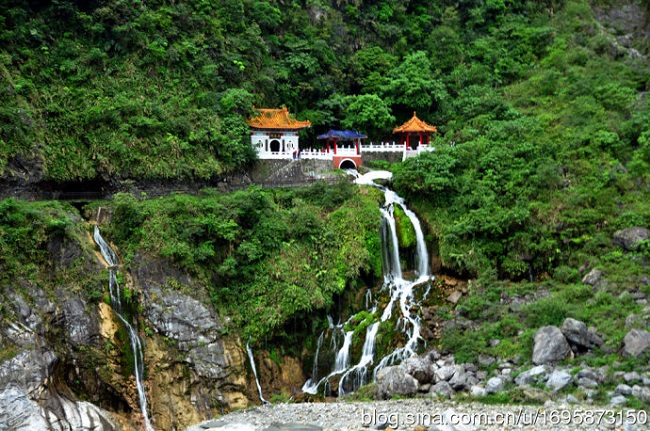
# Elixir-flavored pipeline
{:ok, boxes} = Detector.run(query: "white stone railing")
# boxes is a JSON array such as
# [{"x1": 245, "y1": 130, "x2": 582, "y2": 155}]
[
  {"x1": 361, "y1": 142, "x2": 403, "y2": 152},
  {"x1": 256, "y1": 144, "x2": 434, "y2": 161},
  {"x1": 298, "y1": 150, "x2": 333, "y2": 160},
  {"x1": 336, "y1": 147, "x2": 359, "y2": 156}
]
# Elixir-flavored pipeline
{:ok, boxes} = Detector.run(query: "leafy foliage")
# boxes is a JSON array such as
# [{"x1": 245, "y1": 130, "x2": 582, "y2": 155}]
[
  {"x1": 4, "y1": 0, "x2": 641, "y2": 186},
  {"x1": 0, "y1": 198, "x2": 76, "y2": 282},
  {"x1": 106, "y1": 184, "x2": 383, "y2": 338}
]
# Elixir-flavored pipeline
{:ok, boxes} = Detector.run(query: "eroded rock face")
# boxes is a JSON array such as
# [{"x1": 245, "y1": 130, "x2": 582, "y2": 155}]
[
  {"x1": 63, "y1": 296, "x2": 99, "y2": 347},
  {"x1": 0, "y1": 349, "x2": 118, "y2": 431},
  {"x1": 1, "y1": 222, "x2": 255, "y2": 431},
  {"x1": 135, "y1": 254, "x2": 249, "y2": 426}
]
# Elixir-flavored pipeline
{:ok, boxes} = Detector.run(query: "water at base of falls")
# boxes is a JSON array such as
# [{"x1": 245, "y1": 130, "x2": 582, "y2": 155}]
[
  {"x1": 94, "y1": 227, "x2": 154, "y2": 431},
  {"x1": 302, "y1": 171, "x2": 434, "y2": 396}
]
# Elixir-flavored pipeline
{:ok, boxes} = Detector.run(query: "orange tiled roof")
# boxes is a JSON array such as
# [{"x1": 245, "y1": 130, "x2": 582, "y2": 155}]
[
  {"x1": 392, "y1": 112, "x2": 437, "y2": 133},
  {"x1": 246, "y1": 106, "x2": 311, "y2": 130}
]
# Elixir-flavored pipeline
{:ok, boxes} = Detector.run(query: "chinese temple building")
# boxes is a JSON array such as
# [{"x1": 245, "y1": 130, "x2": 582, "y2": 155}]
[
  {"x1": 246, "y1": 107, "x2": 311, "y2": 159},
  {"x1": 392, "y1": 111, "x2": 437, "y2": 150}
]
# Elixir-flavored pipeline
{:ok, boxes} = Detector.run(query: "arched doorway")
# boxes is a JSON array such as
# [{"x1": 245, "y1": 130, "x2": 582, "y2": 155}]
[
  {"x1": 338, "y1": 159, "x2": 357, "y2": 170},
  {"x1": 270, "y1": 140, "x2": 281, "y2": 152}
]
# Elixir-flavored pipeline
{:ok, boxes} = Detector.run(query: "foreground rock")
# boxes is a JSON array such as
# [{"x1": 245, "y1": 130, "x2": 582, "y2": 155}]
[
  {"x1": 376, "y1": 366, "x2": 419, "y2": 399},
  {"x1": 0, "y1": 349, "x2": 118, "y2": 431},
  {"x1": 561, "y1": 318, "x2": 604, "y2": 351},
  {"x1": 532, "y1": 325, "x2": 572, "y2": 365}
]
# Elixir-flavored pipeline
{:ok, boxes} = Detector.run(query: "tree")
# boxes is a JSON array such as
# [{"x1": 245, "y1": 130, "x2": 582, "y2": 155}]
[
  {"x1": 383, "y1": 51, "x2": 448, "y2": 114},
  {"x1": 340, "y1": 94, "x2": 395, "y2": 141}
]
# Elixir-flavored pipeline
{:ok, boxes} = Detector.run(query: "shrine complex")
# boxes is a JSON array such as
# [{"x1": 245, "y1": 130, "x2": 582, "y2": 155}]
[{"x1": 246, "y1": 108, "x2": 436, "y2": 169}]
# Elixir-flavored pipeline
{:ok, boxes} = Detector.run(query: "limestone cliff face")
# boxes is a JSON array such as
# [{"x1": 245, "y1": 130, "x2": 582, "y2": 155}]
[
  {"x1": 133, "y1": 253, "x2": 250, "y2": 430},
  {"x1": 0, "y1": 218, "x2": 250, "y2": 431}
]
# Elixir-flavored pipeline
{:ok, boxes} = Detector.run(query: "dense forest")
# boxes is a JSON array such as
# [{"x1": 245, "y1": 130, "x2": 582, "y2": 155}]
[
  {"x1": 2, "y1": 0, "x2": 650, "y2": 405},
  {"x1": 2, "y1": 0, "x2": 625, "y2": 181}
]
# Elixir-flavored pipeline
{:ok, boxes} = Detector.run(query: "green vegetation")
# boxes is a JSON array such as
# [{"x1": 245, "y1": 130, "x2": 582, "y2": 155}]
[
  {"x1": 1, "y1": 0, "x2": 650, "y2": 407},
  {"x1": 391, "y1": 2, "x2": 650, "y2": 280},
  {"x1": 105, "y1": 181, "x2": 384, "y2": 339},
  {"x1": 0, "y1": 197, "x2": 80, "y2": 282},
  {"x1": 2, "y1": 0, "x2": 622, "y2": 184}
]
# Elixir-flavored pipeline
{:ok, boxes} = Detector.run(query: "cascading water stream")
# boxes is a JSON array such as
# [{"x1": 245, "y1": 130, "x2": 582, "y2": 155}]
[
  {"x1": 311, "y1": 331, "x2": 325, "y2": 382},
  {"x1": 301, "y1": 321, "x2": 355, "y2": 394},
  {"x1": 246, "y1": 341, "x2": 269, "y2": 405},
  {"x1": 303, "y1": 170, "x2": 434, "y2": 396},
  {"x1": 93, "y1": 227, "x2": 154, "y2": 431},
  {"x1": 338, "y1": 321, "x2": 380, "y2": 396}
]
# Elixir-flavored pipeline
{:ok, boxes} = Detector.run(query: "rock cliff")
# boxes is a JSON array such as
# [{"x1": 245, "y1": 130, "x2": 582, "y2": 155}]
[{"x1": 0, "y1": 211, "x2": 259, "y2": 431}]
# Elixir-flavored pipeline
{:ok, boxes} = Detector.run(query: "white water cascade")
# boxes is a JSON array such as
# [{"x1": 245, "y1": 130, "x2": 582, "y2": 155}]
[
  {"x1": 246, "y1": 341, "x2": 269, "y2": 404},
  {"x1": 303, "y1": 170, "x2": 433, "y2": 396},
  {"x1": 93, "y1": 227, "x2": 154, "y2": 431}
]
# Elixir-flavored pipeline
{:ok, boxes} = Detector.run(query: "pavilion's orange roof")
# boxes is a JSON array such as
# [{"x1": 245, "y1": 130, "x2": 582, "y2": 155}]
[
  {"x1": 392, "y1": 112, "x2": 437, "y2": 133},
  {"x1": 246, "y1": 106, "x2": 311, "y2": 130}
]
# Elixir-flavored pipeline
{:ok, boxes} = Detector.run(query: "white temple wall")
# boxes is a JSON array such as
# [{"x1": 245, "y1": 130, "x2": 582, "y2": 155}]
[{"x1": 251, "y1": 131, "x2": 300, "y2": 159}]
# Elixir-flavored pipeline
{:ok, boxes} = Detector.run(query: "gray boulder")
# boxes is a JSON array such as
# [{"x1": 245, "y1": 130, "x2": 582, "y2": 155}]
[
  {"x1": 515, "y1": 365, "x2": 550, "y2": 386},
  {"x1": 404, "y1": 354, "x2": 434, "y2": 384},
  {"x1": 632, "y1": 385, "x2": 650, "y2": 402},
  {"x1": 448, "y1": 366, "x2": 470, "y2": 390},
  {"x1": 532, "y1": 326, "x2": 572, "y2": 365},
  {"x1": 581, "y1": 268, "x2": 602, "y2": 286},
  {"x1": 561, "y1": 318, "x2": 603, "y2": 350},
  {"x1": 485, "y1": 377, "x2": 505, "y2": 394},
  {"x1": 376, "y1": 366, "x2": 419, "y2": 399},
  {"x1": 613, "y1": 227, "x2": 650, "y2": 251},
  {"x1": 622, "y1": 329, "x2": 650, "y2": 358},
  {"x1": 435, "y1": 365, "x2": 457, "y2": 382},
  {"x1": 470, "y1": 385, "x2": 487, "y2": 397},
  {"x1": 477, "y1": 354, "x2": 496, "y2": 367},
  {"x1": 577, "y1": 377, "x2": 599, "y2": 389},
  {"x1": 546, "y1": 369, "x2": 572, "y2": 392},
  {"x1": 623, "y1": 371, "x2": 641, "y2": 383},
  {"x1": 616, "y1": 384, "x2": 633, "y2": 396},
  {"x1": 576, "y1": 367, "x2": 601, "y2": 381},
  {"x1": 429, "y1": 381, "x2": 454, "y2": 399}
]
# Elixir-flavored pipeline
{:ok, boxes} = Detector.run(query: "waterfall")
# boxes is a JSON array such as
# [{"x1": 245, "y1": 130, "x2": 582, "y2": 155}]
[
  {"x1": 311, "y1": 331, "x2": 325, "y2": 382},
  {"x1": 338, "y1": 321, "x2": 380, "y2": 396},
  {"x1": 333, "y1": 331, "x2": 354, "y2": 373},
  {"x1": 363, "y1": 173, "x2": 431, "y2": 377},
  {"x1": 301, "y1": 327, "x2": 353, "y2": 394},
  {"x1": 302, "y1": 170, "x2": 434, "y2": 396},
  {"x1": 246, "y1": 341, "x2": 269, "y2": 404},
  {"x1": 93, "y1": 227, "x2": 154, "y2": 431},
  {"x1": 380, "y1": 207, "x2": 402, "y2": 280}
]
